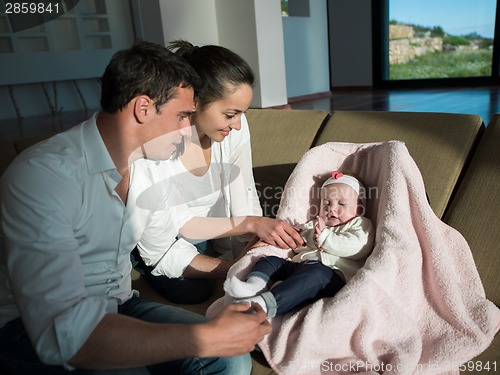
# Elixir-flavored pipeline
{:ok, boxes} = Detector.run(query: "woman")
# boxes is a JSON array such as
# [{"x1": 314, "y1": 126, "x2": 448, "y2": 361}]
[{"x1": 132, "y1": 40, "x2": 303, "y2": 304}]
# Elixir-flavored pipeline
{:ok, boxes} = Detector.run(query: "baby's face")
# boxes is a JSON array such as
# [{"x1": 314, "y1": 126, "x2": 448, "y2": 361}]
[{"x1": 319, "y1": 183, "x2": 359, "y2": 227}]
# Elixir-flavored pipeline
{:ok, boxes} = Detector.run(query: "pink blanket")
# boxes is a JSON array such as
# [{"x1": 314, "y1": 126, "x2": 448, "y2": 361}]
[{"x1": 207, "y1": 141, "x2": 500, "y2": 374}]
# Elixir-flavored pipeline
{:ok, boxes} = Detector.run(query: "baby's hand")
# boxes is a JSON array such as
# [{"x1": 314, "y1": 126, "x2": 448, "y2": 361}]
[
  {"x1": 314, "y1": 216, "x2": 325, "y2": 251},
  {"x1": 315, "y1": 216, "x2": 326, "y2": 233}
]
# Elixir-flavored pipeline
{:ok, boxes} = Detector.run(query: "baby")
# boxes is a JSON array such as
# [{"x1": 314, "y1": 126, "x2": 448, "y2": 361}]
[{"x1": 224, "y1": 171, "x2": 374, "y2": 317}]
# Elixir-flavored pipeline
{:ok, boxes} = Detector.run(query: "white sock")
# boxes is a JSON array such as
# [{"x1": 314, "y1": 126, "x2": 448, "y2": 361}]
[
  {"x1": 224, "y1": 275, "x2": 267, "y2": 298},
  {"x1": 236, "y1": 295, "x2": 268, "y2": 315}
]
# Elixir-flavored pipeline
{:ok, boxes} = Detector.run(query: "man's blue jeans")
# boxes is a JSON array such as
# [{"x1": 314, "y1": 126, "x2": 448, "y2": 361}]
[
  {"x1": 249, "y1": 256, "x2": 346, "y2": 317},
  {"x1": 0, "y1": 296, "x2": 251, "y2": 375}
]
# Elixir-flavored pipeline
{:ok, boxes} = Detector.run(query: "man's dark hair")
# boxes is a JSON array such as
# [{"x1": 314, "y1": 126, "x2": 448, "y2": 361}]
[{"x1": 100, "y1": 40, "x2": 201, "y2": 114}]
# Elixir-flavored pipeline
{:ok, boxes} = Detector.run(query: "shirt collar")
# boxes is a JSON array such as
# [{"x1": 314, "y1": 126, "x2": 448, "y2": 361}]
[{"x1": 83, "y1": 112, "x2": 118, "y2": 177}]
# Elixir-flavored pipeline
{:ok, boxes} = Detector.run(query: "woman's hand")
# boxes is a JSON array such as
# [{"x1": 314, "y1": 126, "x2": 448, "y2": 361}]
[{"x1": 249, "y1": 217, "x2": 305, "y2": 249}]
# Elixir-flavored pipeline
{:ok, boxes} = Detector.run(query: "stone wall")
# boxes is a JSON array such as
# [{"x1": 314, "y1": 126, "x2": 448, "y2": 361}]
[
  {"x1": 389, "y1": 24, "x2": 442, "y2": 65},
  {"x1": 389, "y1": 24, "x2": 414, "y2": 39}
]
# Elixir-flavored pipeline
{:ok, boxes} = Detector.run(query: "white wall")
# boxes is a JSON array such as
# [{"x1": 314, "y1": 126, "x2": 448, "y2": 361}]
[
  {"x1": 159, "y1": 0, "x2": 219, "y2": 45},
  {"x1": 150, "y1": 0, "x2": 288, "y2": 108},
  {"x1": 0, "y1": 0, "x2": 377, "y2": 125},
  {"x1": 282, "y1": 0, "x2": 330, "y2": 98},
  {"x1": 252, "y1": 0, "x2": 288, "y2": 106}
]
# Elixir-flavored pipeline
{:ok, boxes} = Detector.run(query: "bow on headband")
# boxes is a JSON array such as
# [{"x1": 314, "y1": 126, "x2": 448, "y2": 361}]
[{"x1": 331, "y1": 171, "x2": 344, "y2": 179}]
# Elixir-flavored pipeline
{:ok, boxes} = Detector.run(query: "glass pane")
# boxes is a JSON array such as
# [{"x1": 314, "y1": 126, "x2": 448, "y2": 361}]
[
  {"x1": 281, "y1": 0, "x2": 289, "y2": 16},
  {"x1": 52, "y1": 18, "x2": 80, "y2": 50},
  {"x1": 389, "y1": 0, "x2": 496, "y2": 80}
]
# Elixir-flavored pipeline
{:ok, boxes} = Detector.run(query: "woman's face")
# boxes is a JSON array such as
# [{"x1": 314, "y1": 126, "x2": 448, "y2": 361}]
[{"x1": 192, "y1": 83, "x2": 253, "y2": 142}]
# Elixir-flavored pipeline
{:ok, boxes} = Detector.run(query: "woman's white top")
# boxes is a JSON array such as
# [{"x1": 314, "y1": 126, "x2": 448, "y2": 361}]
[{"x1": 137, "y1": 114, "x2": 263, "y2": 276}]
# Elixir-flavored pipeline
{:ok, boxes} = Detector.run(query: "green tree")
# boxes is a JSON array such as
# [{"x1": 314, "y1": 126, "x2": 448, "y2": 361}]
[
  {"x1": 431, "y1": 26, "x2": 445, "y2": 37},
  {"x1": 443, "y1": 35, "x2": 471, "y2": 46}
]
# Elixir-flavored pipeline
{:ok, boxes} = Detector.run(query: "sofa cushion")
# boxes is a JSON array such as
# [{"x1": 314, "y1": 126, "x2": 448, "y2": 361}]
[
  {"x1": 314, "y1": 111, "x2": 483, "y2": 218},
  {"x1": 246, "y1": 109, "x2": 329, "y2": 168},
  {"x1": 253, "y1": 163, "x2": 296, "y2": 218}
]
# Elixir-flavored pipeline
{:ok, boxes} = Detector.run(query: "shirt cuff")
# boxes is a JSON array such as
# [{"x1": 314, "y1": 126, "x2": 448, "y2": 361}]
[{"x1": 151, "y1": 238, "x2": 199, "y2": 278}]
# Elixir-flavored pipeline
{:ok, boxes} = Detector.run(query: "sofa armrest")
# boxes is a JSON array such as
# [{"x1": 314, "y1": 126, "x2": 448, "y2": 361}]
[
  {"x1": 443, "y1": 116, "x2": 500, "y2": 374},
  {"x1": 444, "y1": 116, "x2": 500, "y2": 308}
]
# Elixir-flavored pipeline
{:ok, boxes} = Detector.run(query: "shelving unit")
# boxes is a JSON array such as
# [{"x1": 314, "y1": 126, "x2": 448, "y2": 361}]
[{"x1": 0, "y1": 0, "x2": 134, "y2": 85}]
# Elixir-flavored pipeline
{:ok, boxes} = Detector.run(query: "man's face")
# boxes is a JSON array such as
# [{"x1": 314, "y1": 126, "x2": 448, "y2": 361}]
[{"x1": 141, "y1": 86, "x2": 195, "y2": 161}]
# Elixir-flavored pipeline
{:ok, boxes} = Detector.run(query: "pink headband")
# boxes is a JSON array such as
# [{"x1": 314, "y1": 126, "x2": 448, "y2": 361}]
[{"x1": 321, "y1": 171, "x2": 362, "y2": 195}]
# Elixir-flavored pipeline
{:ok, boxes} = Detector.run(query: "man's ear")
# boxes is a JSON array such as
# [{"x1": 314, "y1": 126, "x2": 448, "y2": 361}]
[{"x1": 133, "y1": 95, "x2": 152, "y2": 123}]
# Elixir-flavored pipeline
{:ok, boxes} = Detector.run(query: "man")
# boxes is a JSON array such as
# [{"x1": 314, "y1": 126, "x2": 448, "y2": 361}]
[{"x1": 0, "y1": 41, "x2": 270, "y2": 374}]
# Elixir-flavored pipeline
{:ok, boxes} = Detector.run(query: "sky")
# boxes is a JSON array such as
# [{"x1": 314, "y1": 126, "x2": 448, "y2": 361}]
[{"x1": 390, "y1": 0, "x2": 497, "y2": 38}]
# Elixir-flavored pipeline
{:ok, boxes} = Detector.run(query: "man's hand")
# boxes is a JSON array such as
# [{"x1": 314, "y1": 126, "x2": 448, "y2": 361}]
[{"x1": 197, "y1": 303, "x2": 272, "y2": 357}]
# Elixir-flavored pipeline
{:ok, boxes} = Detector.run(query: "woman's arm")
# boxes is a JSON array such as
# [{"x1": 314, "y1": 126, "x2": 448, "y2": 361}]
[{"x1": 179, "y1": 215, "x2": 304, "y2": 249}]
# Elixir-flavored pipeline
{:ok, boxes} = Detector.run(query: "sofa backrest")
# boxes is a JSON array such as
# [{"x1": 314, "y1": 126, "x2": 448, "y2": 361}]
[
  {"x1": 0, "y1": 137, "x2": 18, "y2": 178},
  {"x1": 444, "y1": 117, "x2": 500, "y2": 307},
  {"x1": 13, "y1": 134, "x2": 56, "y2": 154},
  {"x1": 246, "y1": 108, "x2": 330, "y2": 168},
  {"x1": 245, "y1": 108, "x2": 330, "y2": 217},
  {"x1": 313, "y1": 111, "x2": 484, "y2": 218},
  {"x1": 0, "y1": 133, "x2": 56, "y2": 178}
]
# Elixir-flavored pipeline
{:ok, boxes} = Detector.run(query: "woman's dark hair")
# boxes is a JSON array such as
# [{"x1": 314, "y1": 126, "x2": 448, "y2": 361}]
[
  {"x1": 100, "y1": 40, "x2": 201, "y2": 114},
  {"x1": 167, "y1": 40, "x2": 254, "y2": 109}
]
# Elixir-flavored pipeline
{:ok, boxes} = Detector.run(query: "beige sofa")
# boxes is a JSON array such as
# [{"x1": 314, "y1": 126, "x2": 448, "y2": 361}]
[{"x1": 1, "y1": 109, "x2": 498, "y2": 374}]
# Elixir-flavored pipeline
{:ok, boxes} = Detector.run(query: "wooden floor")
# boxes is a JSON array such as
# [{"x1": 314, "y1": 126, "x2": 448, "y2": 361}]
[
  {"x1": 289, "y1": 86, "x2": 500, "y2": 126},
  {"x1": 1, "y1": 86, "x2": 500, "y2": 140}
]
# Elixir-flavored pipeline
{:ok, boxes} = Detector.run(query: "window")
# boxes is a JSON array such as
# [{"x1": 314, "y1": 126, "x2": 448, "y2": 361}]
[
  {"x1": 373, "y1": 0, "x2": 500, "y2": 87},
  {"x1": 282, "y1": 0, "x2": 310, "y2": 18}
]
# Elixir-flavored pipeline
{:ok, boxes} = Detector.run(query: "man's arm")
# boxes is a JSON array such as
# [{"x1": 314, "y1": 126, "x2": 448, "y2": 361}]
[{"x1": 69, "y1": 303, "x2": 271, "y2": 369}]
